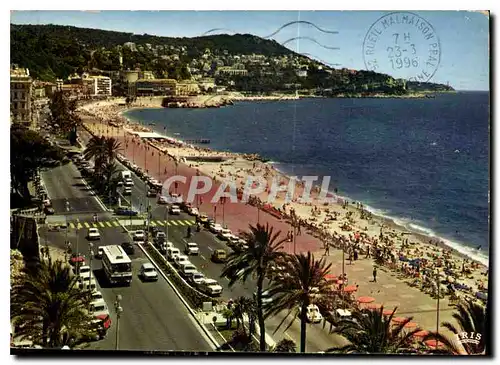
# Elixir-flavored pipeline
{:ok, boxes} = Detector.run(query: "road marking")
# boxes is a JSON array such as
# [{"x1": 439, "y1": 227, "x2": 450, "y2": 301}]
[
  {"x1": 105, "y1": 221, "x2": 113, "y2": 227},
  {"x1": 69, "y1": 223, "x2": 76, "y2": 229},
  {"x1": 112, "y1": 220, "x2": 120, "y2": 227},
  {"x1": 207, "y1": 246, "x2": 213, "y2": 251},
  {"x1": 77, "y1": 223, "x2": 83, "y2": 230},
  {"x1": 150, "y1": 221, "x2": 157, "y2": 227},
  {"x1": 171, "y1": 221, "x2": 178, "y2": 226},
  {"x1": 284, "y1": 332, "x2": 294, "y2": 341},
  {"x1": 83, "y1": 222, "x2": 90, "y2": 228},
  {"x1": 176, "y1": 220, "x2": 186, "y2": 226},
  {"x1": 155, "y1": 221, "x2": 164, "y2": 226},
  {"x1": 200, "y1": 255, "x2": 206, "y2": 260},
  {"x1": 164, "y1": 221, "x2": 171, "y2": 226},
  {"x1": 91, "y1": 222, "x2": 98, "y2": 228},
  {"x1": 98, "y1": 221, "x2": 105, "y2": 228}
]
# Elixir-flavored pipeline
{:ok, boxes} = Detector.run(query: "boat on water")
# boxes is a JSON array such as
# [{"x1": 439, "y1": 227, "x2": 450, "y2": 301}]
[{"x1": 149, "y1": 122, "x2": 155, "y2": 126}]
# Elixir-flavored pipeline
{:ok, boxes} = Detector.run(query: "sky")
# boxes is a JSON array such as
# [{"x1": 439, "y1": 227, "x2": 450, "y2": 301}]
[{"x1": 10, "y1": 10, "x2": 490, "y2": 90}]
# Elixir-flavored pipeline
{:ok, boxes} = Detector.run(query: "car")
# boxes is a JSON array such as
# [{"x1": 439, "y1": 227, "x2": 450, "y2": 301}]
[
  {"x1": 211, "y1": 249, "x2": 227, "y2": 263},
  {"x1": 188, "y1": 207, "x2": 200, "y2": 216},
  {"x1": 95, "y1": 246, "x2": 104, "y2": 259},
  {"x1": 169, "y1": 205, "x2": 181, "y2": 215},
  {"x1": 44, "y1": 206, "x2": 55, "y2": 215},
  {"x1": 217, "y1": 228, "x2": 232, "y2": 241},
  {"x1": 227, "y1": 235, "x2": 240, "y2": 246},
  {"x1": 174, "y1": 255, "x2": 190, "y2": 269},
  {"x1": 154, "y1": 231, "x2": 166, "y2": 243},
  {"x1": 198, "y1": 279, "x2": 223, "y2": 297},
  {"x1": 253, "y1": 290, "x2": 273, "y2": 305},
  {"x1": 169, "y1": 193, "x2": 182, "y2": 204},
  {"x1": 209, "y1": 223, "x2": 223, "y2": 234},
  {"x1": 87, "y1": 228, "x2": 100, "y2": 240},
  {"x1": 139, "y1": 263, "x2": 158, "y2": 281},
  {"x1": 123, "y1": 187, "x2": 132, "y2": 196},
  {"x1": 180, "y1": 263, "x2": 197, "y2": 277},
  {"x1": 184, "y1": 242, "x2": 199, "y2": 255},
  {"x1": 124, "y1": 178, "x2": 134, "y2": 187},
  {"x1": 78, "y1": 273, "x2": 97, "y2": 291},
  {"x1": 204, "y1": 218, "x2": 215, "y2": 228},
  {"x1": 133, "y1": 230, "x2": 145, "y2": 241},
  {"x1": 166, "y1": 247, "x2": 181, "y2": 261},
  {"x1": 115, "y1": 207, "x2": 138, "y2": 216},
  {"x1": 121, "y1": 242, "x2": 135, "y2": 255},
  {"x1": 79, "y1": 265, "x2": 91, "y2": 276},
  {"x1": 157, "y1": 196, "x2": 168, "y2": 204},
  {"x1": 90, "y1": 299, "x2": 109, "y2": 317},
  {"x1": 70, "y1": 254, "x2": 85, "y2": 266},
  {"x1": 158, "y1": 241, "x2": 173, "y2": 254},
  {"x1": 91, "y1": 291, "x2": 104, "y2": 302},
  {"x1": 146, "y1": 189, "x2": 157, "y2": 197},
  {"x1": 305, "y1": 304, "x2": 323, "y2": 323},
  {"x1": 198, "y1": 214, "x2": 209, "y2": 224},
  {"x1": 188, "y1": 272, "x2": 205, "y2": 286}
]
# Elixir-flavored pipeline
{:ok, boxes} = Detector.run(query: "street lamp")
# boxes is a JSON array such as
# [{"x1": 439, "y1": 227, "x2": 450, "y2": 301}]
[
  {"x1": 435, "y1": 269, "x2": 441, "y2": 349},
  {"x1": 114, "y1": 294, "x2": 123, "y2": 350},
  {"x1": 65, "y1": 200, "x2": 70, "y2": 243},
  {"x1": 89, "y1": 242, "x2": 94, "y2": 288}
]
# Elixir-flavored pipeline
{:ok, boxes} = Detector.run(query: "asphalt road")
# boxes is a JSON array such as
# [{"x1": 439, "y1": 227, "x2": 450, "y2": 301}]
[
  {"x1": 40, "y1": 226, "x2": 213, "y2": 352},
  {"x1": 40, "y1": 161, "x2": 104, "y2": 214},
  {"x1": 120, "y1": 161, "x2": 345, "y2": 352}
]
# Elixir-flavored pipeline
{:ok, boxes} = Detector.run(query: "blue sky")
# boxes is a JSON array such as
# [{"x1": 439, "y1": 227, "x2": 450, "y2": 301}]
[{"x1": 11, "y1": 10, "x2": 489, "y2": 90}]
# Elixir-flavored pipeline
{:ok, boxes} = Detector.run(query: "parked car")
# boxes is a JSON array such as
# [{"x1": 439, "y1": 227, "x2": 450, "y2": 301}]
[
  {"x1": 139, "y1": 263, "x2": 158, "y2": 282},
  {"x1": 79, "y1": 265, "x2": 91, "y2": 276},
  {"x1": 146, "y1": 189, "x2": 157, "y2": 197},
  {"x1": 166, "y1": 247, "x2": 180, "y2": 261},
  {"x1": 209, "y1": 223, "x2": 223, "y2": 234},
  {"x1": 91, "y1": 291, "x2": 104, "y2": 302},
  {"x1": 124, "y1": 178, "x2": 134, "y2": 187},
  {"x1": 154, "y1": 231, "x2": 166, "y2": 243},
  {"x1": 217, "y1": 228, "x2": 232, "y2": 241},
  {"x1": 133, "y1": 230, "x2": 145, "y2": 241},
  {"x1": 188, "y1": 272, "x2": 205, "y2": 286},
  {"x1": 70, "y1": 254, "x2": 85, "y2": 266},
  {"x1": 180, "y1": 263, "x2": 197, "y2": 278},
  {"x1": 87, "y1": 228, "x2": 100, "y2": 240},
  {"x1": 95, "y1": 246, "x2": 104, "y2": 259},
  {"x1": 198, "y1": 279, "x2": 223, "y2": 297},
  {"x1": 198, "y1": 214, "x2": 209, "y2": 224},
  {"x1": 123, "y1": 187, "x2": 132, "y2": 196},
  {"x1": 211, "y1": 249, "x2": 227, "y2": 263},
  {"x1": 169, "y1": 205, "x2": 181, "y2": 215},
  {"x1": 184, "y1": 242, "x2": 199, "y2": 255},
  {"x1": 174, "y1": 255, "x2": 190, "y2": 269},
  {"x1": 188, "y1": 207, "x2": 200, "y2": 216},
  {"x1": 305, "y1": 304, "x2": 323, "y2": 323},
  {"x1": 158, "y1": 241, "x2": 173, "y2": 254},
  {"x1": 157, "y1": 196, "x2": 168, "y2": 205},
  {"x1": 90, "y1": 299, "x2": 109, "y2": 317},
  {"x1": 121, "y1": 242, "x2": 135, "y2": 255},
  {"x1": 78, "y1": 273, "x2": 97, "y2": 291}
]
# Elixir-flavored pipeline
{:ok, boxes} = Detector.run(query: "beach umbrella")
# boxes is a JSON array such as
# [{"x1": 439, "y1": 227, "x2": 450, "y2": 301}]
[
  {"x1": 357, "y1": 296, "x2": 375, "y2": 304},
  {"x1": 413, "y1": 330, "x2": 429, "y2": 338},
  {"x1": 364, "y1": 303, "x2": 382, "y2": 310},
  {"x1": 404, "y1": 322, "x2": 418, "y2": 329},
  {"x1": 424, "y1": 339, "x2": 445, "y2": 349},
  {"x1": 336, "y1": 280, "x2": 344, "y2": 285},
  {"x1": 325, "y1": 274, "x2": 337, "y2": 280},
  {"x1": 391, "y1": 317, "x2": 408, "y2": 324},
  {"x1": 342, "y1": 285, "x2": 358, "y2": 293},
  {"x1": 383, "y1": 309, "x2": 396, "y2": 316}
]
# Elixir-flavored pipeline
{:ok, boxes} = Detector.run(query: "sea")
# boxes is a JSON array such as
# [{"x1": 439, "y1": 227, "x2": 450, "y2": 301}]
[{"x1": 124, "y1": 92, "x2": 490, "y2": 266}]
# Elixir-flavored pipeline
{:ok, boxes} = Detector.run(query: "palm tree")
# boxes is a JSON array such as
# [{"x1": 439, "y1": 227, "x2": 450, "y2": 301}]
[
  {"x1": 221, "y1": 223, "x2": 287, "y2": 351},
  {"x1": 232, "y1": 296, "x2": 258, "y2": 338},
  {"x1": 104, "y1": 136, "x2": 122, "y2": 162},
  {"x1": 274, "y1": 338, "x2": 297, "y2": 353},
  {"x1": 325, "y1": 307, "x2": 420, "y2": 354},
  {"x1": 11, "y1": 256, "x2": 95, "y2": 347},
  {"x1": 84, "y1": 135, "x2": 107, "y2": 175},
  {"x1": 265, "y1": 252, "x2": 335, "y2": 353},
  {"x1": 424, "y1": 300, "x2": 487, "y2": 355}
]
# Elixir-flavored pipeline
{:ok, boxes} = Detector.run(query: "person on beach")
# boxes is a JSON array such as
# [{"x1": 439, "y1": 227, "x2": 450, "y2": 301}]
[
  {"x1": 324, "y1": 242, "x2": 330, "y2": 256},
  {"x1": 372, "y1": 267, "x2": 377, "y2": 282}
]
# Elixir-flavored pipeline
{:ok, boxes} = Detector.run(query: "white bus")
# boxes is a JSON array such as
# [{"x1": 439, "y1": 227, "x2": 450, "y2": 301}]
[{"x1": 101, "y1": 245, "x2": 132, "y2": 285}]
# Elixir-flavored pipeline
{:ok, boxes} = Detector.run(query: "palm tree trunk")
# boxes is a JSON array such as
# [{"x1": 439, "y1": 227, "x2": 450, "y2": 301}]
[
  {"x1": 256, "y1": 270, "x2": 266, "y2": 352},
  {"x1": 300, "y1": 304, "x2": 307, "y2": 353}
]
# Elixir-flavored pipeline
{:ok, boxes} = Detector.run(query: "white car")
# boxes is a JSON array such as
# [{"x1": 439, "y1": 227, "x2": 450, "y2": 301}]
[
  {"x1": 188, "y1": 272, "x2": 205, "y2": 286},
  {"x1": 133, "y1": 230, "x2": 145, "y2": 241},
  {"x1": 217, "y1": 228, "x2": 232, "y2": 241},
  {"x1": 123, "y1": 187, "x2": 132, "y2": 196},
  {"x1": 87, "y1": 228, "x2": 100, "y2": 240},
  {"x1": 184, "y1": 242, "x2": 199, "y2": 255},
  {"x1": 198, "y1": 278, "x2": 223, "y2": 297},
  {"x1": 174, "y1": 255, "x2": 190, "y2": 269},
  {"x1": 139, "y1": 263, "x2": 158, "y2": 281},
  {"x1": 155, "y1": 231, "x2": 166, "y2": 242},
  {"x1": 228, "y1": 235, "x2": 240, "y2": 245},
  {"x1": 91, "y1": 291, "x2": 103, "y2": 302},
  {"x1": 306, "y1": 304, "x2": 323, "y2": 323},
  {"x1": 95, "y1": 246, "x2": 104, "y2": 259},
  {"x1": 157, "y1": 196, "x2": 168, "y2": 204},
  {"x1": 188, "y1": 207, "x2": 199, "y2": 216},
  {"x1": 180, "y1": 263, "x2": 197, "y2": 277},
  {"x1": 209, "y1": 223, "x2": 223, "y2": 234},
  {"x1": 159, "y1": 241, "x2": 173, "y2": 254},
  {"x1": 166, "y1": 247, "x2": 180, "y2": 261},
  {"x1": 78, "y1": 272, "x2": 97, "y2": 291},
  {"x1": 90, "y1": 299, "x2": 109, "y2": 317},
  {"x1": 124, "y1": 178, "x2": 134, "y2": 187},
  {"x1": 169, "y1": 205, "x2": 181, "y2": 215},
  {"x1": 79, "y1": 265, "x2": 91, "y2": 276}
]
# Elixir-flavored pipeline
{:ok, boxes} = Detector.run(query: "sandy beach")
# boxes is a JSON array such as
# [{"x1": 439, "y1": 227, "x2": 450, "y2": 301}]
[{"x1": 77, "y1": 98, "x2": 489, "y2": 336}]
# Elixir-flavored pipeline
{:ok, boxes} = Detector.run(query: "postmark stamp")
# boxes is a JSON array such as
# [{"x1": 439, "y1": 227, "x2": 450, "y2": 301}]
[{"x1": 363, "y1": 12, "x2": 441, "y2": 82}]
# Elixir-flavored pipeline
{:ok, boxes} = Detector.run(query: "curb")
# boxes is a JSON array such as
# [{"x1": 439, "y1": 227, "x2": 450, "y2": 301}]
[
  {"x1": 78, "y1": 167, "x2": 113, "y2": 213},
  {"x1": 137, "y1": 242, "x2": 223, "y2": 351}
]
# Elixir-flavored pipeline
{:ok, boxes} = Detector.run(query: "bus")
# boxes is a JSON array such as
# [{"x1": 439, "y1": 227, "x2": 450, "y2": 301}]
[{"x1": 101, "y1": 245, "x2": 132, "y2": 286}]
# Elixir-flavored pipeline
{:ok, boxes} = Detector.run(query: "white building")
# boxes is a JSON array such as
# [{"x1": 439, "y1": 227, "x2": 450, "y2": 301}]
[{"x1": 84, "y1": 75, "x2": 112, "y2": 96}]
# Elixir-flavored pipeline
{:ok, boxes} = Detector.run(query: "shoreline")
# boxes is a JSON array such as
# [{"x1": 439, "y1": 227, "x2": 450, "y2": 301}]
[{"x1": 79, "y1": 100, "x2": 488, "y2": 270}]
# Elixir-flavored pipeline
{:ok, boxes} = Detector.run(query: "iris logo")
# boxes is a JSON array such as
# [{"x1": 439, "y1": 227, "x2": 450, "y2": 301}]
[{"x1": 455, "y1": 332, "x2": 482, "y2": 345}]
